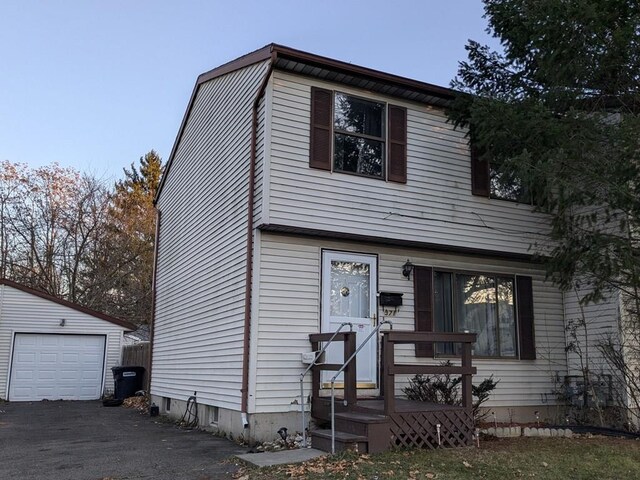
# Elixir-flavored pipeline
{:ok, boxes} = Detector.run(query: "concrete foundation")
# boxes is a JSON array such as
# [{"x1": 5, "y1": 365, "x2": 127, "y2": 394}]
[
  {"x1": 150, "y1": 396, "x2": 567, "y2": 444},
  {"x1": 150, "y1": 395, "x2": 306, "y2": 444}
]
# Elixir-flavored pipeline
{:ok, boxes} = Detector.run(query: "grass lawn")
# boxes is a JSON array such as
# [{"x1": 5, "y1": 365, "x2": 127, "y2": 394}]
[{"x1": 235, "y1": 436, "x2": 640, "y2": 480}]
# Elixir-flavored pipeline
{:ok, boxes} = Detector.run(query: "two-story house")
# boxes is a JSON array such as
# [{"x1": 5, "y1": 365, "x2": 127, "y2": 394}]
[{"x1": 149, "y1": 44, "x2": 627, "y2": 449}]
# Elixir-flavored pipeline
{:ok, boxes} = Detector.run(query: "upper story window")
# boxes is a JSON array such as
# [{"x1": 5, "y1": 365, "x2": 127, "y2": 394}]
[
  {"x1": 309, "y1": 87, "x2": 407, "y2": 184},
  {"x1": 471, "y1": 145, "x2": 531, "y2": 203},
  {"x1": 333, "y1": 93, "x2": 386, "y2": 178},
  {"x1": 490, "y1": 162, "x2": 530, "y2": 203}
]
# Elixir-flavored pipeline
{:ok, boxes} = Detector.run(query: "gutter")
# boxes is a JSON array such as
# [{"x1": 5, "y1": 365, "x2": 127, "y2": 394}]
[{"x1": 241, "y1": 54, "x2": 276, "y2": 421}]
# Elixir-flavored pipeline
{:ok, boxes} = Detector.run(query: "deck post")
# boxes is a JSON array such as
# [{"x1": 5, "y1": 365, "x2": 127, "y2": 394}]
[
  {"x1": 461, "y1": 342, "x2": 472, "y2": 409},
  {"x1": 311, "y1": 340, "x2": 320, "y2": 403},
  {"x1": 344, "y1": 332, "x2": 357, "y2": 405},
  {"x1": 383, "y1": 333, "x2": 395, "y2": 415}
]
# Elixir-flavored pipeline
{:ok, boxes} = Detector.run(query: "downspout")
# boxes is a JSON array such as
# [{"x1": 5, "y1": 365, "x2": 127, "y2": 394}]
[
  {"x1": 241, "y1": 55, "x2": 276, "y2": 425},
  {"x1": 148, "y1": 208, "x2": 161, "y2": 393}
]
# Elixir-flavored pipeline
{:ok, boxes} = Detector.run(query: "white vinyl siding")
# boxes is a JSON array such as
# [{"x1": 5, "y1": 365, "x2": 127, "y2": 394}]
[
  {"x1": 0, "y1": 284, "x2": 125, "y2": 400},
  {"x1": 152, "y1": 60, "x2": 270, "y2": 410},
  {"x1": 563, "y1": 287, "x2": 621, "y2": 380},
  {"x1": 266, "y1": 71, "x2": 550, "y2": 257},
  {"x1": 254, "y1": 233, "x2": 567, "y2": 413},
  {"x1": 620, "y1": 293, "x2": 640, "y2": 413}
]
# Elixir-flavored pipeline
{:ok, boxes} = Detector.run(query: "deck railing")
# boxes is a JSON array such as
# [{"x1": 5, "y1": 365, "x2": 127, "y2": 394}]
[
  {"x1": 300, "y1": 322, "x2": 353, "y2": 447},
  {"x1": 309, "y1": 331, "x2": 358, "y2": 407},
  {"x1": 381, "y1": 331, "x2": 477, "y2": 415},
  {"x1": 307, "y1": 330, "x2": 479, "y2": 451},
  {"x1": 308, "y1": 331, "x2": 478, "y2": 415},
  {"x1": 327, "y1": 320, "x2": 392, "y2": 453}
]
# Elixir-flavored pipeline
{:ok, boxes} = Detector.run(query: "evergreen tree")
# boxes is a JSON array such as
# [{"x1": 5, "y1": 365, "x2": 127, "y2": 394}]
[
  {"x1": 449, "y1": 0, "x2": 640, "y2": 308},
  {"x1": 449, "y1": 0, "x2": 640, "y2": 422},
  {"x1": 84, "y1": 151, "x2": 163, "y2": 325}
]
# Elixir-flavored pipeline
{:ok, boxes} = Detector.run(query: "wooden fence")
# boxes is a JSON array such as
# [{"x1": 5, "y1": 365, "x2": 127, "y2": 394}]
[{"x1": 122, "y1": 342, "x2": 150, "y2": 389}]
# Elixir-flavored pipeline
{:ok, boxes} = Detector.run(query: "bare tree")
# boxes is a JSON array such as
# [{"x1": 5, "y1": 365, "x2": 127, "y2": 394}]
[
  {"x1": 1, "y1": 156, "x2": 160, "y2": 326},
  {"x1": 0, "y1": 161, "x2": 110, "y2": 298}
]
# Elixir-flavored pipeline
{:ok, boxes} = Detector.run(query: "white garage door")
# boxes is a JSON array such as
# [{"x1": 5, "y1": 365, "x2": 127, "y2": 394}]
[{"x1": 9, "y1": 334, "x2": 106, "y2": 401}]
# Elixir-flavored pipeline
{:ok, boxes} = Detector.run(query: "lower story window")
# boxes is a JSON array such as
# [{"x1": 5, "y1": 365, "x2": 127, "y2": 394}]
[{"x1": 434, "y1": 271, "x2": 517, "y2": 358}]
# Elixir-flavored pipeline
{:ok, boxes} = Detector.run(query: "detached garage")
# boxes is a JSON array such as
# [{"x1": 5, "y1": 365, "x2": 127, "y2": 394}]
[{"x1": 0, "y1": 279, "x2": 135, "y2": 401}]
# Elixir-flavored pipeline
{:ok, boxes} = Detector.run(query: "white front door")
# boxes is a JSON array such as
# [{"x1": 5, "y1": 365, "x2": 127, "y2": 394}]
[{"x1": 321, "y1": 251, "x2": 378, "y2": 387}]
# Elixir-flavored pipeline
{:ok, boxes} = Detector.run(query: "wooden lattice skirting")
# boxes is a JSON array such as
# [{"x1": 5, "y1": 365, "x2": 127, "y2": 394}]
[{"x1": 389, "y1": 409, "x2": 474, "y2": 449}]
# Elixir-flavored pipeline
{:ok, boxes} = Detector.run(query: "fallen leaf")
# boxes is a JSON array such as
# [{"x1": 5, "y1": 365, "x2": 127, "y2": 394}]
[
  {"x1": 463, "y1": 460, "x2": 472, "y2": 468},
  {"x1": 542, "y1": 462, "x2": 549, "y2": 467}
]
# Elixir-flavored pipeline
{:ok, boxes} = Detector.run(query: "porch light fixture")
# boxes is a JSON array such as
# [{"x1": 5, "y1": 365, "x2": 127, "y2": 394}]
[
  {"x1": 402, "y1": 259, "x2": 414, "y2": 280},
  {"x1": 59, "y1": 318, "x2": 66, "y2": 327}
]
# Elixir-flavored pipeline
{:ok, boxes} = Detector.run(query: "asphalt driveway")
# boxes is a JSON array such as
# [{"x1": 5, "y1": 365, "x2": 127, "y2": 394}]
[{"x1": 0, "y1": 400, "x2": 246, "y2": 480}]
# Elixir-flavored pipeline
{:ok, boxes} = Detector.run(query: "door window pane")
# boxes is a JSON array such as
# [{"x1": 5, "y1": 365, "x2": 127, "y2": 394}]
[{"x1": 330, "y1": 261, "x2": 370, "y2": 318}]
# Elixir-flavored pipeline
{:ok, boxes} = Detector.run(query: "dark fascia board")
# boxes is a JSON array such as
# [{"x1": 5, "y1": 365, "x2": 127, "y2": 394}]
[
  {"x1": 197, "y1": 45, "x2": 274, "y2": 85},
  {"x1": 0, "y1": 278, "x2": 137, "y2": 332},
  {"x1": 155, "y1": 43, "x2": 458, "y2": 203},
  {"x1": 258, "y1": 223, "x2": 540, "y2": 263},
  {"x1": 195, "y1": 44, "x2": 457, "y2": 100},
  {"x1": 270, "y1": 43, "x2": 456, "y2": 101}
]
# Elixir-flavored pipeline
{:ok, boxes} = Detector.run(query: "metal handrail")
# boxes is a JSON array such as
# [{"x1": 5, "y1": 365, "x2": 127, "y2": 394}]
[
  {"x1": 330, "y1": 319, "x2": 393, "y2": 454},
  {"x1": 299, "y1": 322, "x2": 353, "y2": 448}
]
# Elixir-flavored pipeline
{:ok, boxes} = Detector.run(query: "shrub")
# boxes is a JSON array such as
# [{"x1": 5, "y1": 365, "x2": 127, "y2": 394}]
[{"x1": 402, "y1": 361, "x2": 499, "y2": 422}]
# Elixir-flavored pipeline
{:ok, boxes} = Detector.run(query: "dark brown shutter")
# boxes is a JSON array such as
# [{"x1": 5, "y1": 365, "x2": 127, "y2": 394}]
[
  {"x1": 309, "y1": 87, "x2": 332, "y2": 171},
  {"x1": 388, "y1": 105, "x2": 407, "y2": 183},
  {"x1": 471, "y1": 144, "x2": 490, "y2": 196},
  {"x1": 414, "y1": 266, "x2": 434, "y2": 357},
  {"x1": 516, "y1": 275, "x2": 536, "y2": 360}
]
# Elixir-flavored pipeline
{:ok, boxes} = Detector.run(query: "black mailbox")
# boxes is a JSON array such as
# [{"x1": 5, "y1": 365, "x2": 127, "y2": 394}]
[{"x1": 379, "y1": 292, "x2": 403, "y2": 307}]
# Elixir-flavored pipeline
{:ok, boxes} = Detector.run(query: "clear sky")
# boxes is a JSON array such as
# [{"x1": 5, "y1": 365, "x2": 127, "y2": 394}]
[{"x1": 0, "y1": 1, "x2": 499, "y2": 182}]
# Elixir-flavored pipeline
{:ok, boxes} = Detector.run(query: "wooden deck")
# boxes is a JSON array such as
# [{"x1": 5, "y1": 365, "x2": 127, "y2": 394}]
[
  {"x1": 309, "y1": 331, "x2": 477, "y2": 453},
  {"x1": 356, "y1": 398, "x2": 466, "y2": 413}
]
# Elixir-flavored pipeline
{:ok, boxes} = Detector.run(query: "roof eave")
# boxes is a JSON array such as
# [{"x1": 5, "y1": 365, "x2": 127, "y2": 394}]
[
  {"x1": 155, "y1": 43, "x2": 458, "y2": 204},
  {"x1": 270, "y1": 43, "x2": 456, "y2": 101},
  {"x1": 0, "y1": 278, "x2": 137, "y2": 332}
]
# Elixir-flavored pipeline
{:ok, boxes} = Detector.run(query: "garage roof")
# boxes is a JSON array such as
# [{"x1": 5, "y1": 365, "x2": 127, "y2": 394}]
[{"x1": 0, "y1": 279, "x2": 136, "y2": 331}]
